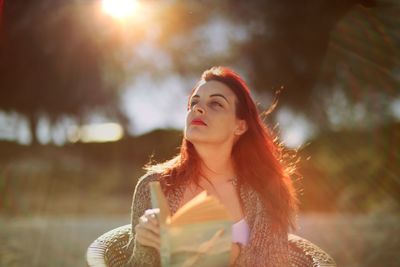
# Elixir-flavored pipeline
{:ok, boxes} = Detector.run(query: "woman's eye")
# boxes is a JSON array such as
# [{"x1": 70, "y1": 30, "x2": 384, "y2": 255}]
[{"x1": 210, "y1": 101, "x2": 223, "y2": 108}]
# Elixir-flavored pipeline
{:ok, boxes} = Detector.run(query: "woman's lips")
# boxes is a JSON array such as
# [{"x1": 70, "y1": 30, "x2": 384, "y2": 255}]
[{"x1": 191, "y1": 119, "x2": 207, "y2": 126}]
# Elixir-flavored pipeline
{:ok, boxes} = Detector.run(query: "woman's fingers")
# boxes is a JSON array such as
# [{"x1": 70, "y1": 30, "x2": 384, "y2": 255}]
[
  {"x1": 135, "y1": 224, "x2": 160, "y2": 250},
  {"x1": 136, "y1": 234, "x2": 160, "y2": 251},
  {"x1": 145, "y1": 208, "x2": 160, "y2": 217},
  {"x1": 139, "y1": 215, "x2": 160, "y2": 234},
  {"x1": 136, "y1": 219, "x2": 160, "y2": 238},
  {"x1": 135, "y1": 209, "x2": 161, "y2": 250},
  {"x1": 136, "y1": 227, "x2": 160, "y2": 245}
]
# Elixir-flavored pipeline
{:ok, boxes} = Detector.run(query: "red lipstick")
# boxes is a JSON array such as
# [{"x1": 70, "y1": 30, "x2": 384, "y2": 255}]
[{"x1": 191, "y1": 118, "x2": 207, "y2": 126}]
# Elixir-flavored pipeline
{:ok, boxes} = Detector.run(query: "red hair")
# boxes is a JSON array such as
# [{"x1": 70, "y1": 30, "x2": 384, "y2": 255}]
[{"x1": 147, "y1": 66, "x2": 298, "y2": 231}]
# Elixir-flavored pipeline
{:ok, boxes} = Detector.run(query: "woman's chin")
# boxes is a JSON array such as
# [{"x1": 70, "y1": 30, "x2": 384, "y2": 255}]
[
  {"x1": 185, "y1": 132, "x2": 210, "y2": 144},
  {"x1": 185, "y1": 135, "x2": 203, "y2": 144}
]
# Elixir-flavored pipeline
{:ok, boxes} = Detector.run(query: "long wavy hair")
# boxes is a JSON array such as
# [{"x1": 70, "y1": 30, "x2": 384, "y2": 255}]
[{"x1": 147, "y1": 66, "x2": 298, "y2": 231}]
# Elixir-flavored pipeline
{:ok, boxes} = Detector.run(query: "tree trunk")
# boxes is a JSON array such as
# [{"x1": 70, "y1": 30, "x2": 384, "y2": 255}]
[{"x1": 28, "y1": 113, "x2": 39, "y2": 146}]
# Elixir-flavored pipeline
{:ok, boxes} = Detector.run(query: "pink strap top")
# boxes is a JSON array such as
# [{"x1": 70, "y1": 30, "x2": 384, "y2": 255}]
[{"x1": 232, "y1": 218, "x2": 250, "y2": 245}]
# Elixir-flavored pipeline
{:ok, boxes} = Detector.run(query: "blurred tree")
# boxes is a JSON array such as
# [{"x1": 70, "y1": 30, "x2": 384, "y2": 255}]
[
  {"x1": 226, "y1": 0, "x2": 399, "y2": 108},
  {"x1": 126, "y1": 0, "x2": 400, "y2": 126},
  {"x1": 309, "y1": 1, "x2": 398, "y2": 127},
  {"x1": 0, "y1": 0, "x2": 128, "y2": 145}
]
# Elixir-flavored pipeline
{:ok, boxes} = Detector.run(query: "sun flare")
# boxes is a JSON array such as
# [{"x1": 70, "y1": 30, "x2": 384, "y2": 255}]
[{"x1": 101, "y1": 0, "x2": 139, "y2": 19}]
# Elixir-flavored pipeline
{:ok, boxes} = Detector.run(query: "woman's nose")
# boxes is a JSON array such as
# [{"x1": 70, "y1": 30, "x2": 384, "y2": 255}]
[{"x1": 194, "y1": 103, "x2": 205, "y2": 114}]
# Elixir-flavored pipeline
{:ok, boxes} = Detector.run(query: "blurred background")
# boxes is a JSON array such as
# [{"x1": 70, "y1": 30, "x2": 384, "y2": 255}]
[{"x1": 0, "y1": 0, "x2": 399, "y2": 266}]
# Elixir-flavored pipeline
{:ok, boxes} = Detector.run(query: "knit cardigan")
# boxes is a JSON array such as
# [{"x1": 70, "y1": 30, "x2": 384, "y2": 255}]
[{"x1": 125, "y1": 172, "x2": 290, "y2": 267}]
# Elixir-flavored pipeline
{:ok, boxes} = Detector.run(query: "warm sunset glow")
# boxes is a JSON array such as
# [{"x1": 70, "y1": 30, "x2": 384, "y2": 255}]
[
  {"x1": 101, "y1": 0, "x2": 139, "y2": 19},
  {"x1": 68, "y1": 123, "x2": 124, "y2": 143}
]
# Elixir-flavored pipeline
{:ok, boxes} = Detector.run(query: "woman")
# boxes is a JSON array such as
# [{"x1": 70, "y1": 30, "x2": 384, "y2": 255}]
[{"x1": 126, "y1": 66, "x2": 298, "y2": 267}]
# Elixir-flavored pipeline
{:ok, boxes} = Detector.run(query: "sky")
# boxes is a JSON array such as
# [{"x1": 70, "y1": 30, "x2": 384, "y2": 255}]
[
  {"x1": 121, "y1": 73, "x2": 317, "y2": 148},
  {"x1": 121, "y1": 74, "x2": 189, "y2": 135}
]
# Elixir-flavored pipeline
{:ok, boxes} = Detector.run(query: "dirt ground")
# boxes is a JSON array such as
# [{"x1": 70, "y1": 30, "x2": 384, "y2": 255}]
[{"x1": 0, "y1": 213, "x2": 399, "y2": 267}]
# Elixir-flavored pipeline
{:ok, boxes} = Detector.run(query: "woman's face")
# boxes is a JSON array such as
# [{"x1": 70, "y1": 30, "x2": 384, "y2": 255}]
[{"x1": 184, "y1": 80, "x2": 247, "y2": 146}]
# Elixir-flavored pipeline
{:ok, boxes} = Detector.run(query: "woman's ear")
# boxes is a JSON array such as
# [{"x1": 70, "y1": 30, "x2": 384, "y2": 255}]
[{"x1": 234, "y1": 120, "x2": 248, "y2": 136}]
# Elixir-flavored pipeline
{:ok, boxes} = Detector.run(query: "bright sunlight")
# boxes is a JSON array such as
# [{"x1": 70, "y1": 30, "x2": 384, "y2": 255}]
[
  {"x1": 68, "y1": 123, "x2": 124, "y2": 143},
  {"x1": 101, "y1": 0, "x2": 139, "y2": 19}
]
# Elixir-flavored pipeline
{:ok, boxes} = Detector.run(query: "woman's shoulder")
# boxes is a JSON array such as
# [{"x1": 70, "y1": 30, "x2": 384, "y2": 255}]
[
  {"x1": 136, "y1": 171, "x2": 163, "y2": 188},
  {"x1": 132, "y1": 172, "x2": 164, "y2": 203}
]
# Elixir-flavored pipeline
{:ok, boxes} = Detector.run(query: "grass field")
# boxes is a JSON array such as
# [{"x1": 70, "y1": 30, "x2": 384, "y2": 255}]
[{"x1": 1, "y1": 213, "x2": 399, "y2": 267}]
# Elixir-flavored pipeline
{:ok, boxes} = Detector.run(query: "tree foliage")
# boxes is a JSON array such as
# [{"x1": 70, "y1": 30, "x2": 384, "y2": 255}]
[
  {"x1": 125, "y1": 0, "x2": 400, "y2": 121},
  {"x1": 0, "y1": 0, "x2": 127, "y2": 144}
]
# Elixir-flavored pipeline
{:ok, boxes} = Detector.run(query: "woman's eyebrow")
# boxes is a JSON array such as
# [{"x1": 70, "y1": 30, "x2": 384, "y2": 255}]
[
  {"x1": 210, "y1": 94, "x2": 229, "y2": 103},
  {"x1": 191, "y1": 93, "x2": 229, "y2": 103}
]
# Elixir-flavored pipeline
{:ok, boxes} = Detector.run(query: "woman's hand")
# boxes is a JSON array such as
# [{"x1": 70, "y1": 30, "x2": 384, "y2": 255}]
[{"x1": 135, "y1": 208, "x2": 160, "y2": 251}]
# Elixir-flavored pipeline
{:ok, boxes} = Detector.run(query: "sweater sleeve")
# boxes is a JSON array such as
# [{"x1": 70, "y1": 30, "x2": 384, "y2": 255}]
[
  {"x1": 266, "y1": 224, "x2": 290, "y2": 267},
  {"x1": 125, "y1": 173, "x2": 161, "y2": 267}
]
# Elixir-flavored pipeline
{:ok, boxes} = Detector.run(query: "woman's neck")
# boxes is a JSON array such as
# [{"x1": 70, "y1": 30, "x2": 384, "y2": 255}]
[{"x1": 194, "y1": 142, "x2": 236, "y2": 183}]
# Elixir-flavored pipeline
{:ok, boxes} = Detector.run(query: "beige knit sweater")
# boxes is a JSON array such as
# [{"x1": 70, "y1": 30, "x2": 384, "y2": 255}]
[{"x1": 125, "y1": 172, "x2": 290, "y2": 267}]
